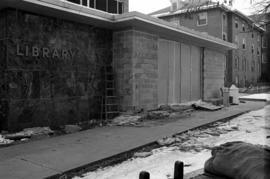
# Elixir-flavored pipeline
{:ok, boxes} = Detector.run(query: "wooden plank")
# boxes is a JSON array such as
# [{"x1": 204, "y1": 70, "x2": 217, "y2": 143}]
[
  {"x1": 180, "y1": 43, "x2": 191, "y2": 103},
  {"x1": 158, "y1": 39, "x2": 169, "y2": 105},
  {"x1": 174, "y1": 42, "x2": 181, "y2": 103},
  {"x1": 191, "y1": 45, "x2": 201, "y2": 101}
]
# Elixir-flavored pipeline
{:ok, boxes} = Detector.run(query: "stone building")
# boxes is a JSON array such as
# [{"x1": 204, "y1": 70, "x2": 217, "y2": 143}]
[
  {"x1": 0, "y1": 0, "x2": 235, "y2": 131},
  {"x1": 151, "y1": 1, "x2": 265, "y2": 88}
]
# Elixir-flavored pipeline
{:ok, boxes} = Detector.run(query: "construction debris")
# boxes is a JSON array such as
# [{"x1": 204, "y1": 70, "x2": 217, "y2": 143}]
[
  {"x1": 4, "y1": 127, "x2": 54, "y2": 140},
  {"x1": 0, "y1": 135, "x2": 14, "y2": 147},
  {"x1": 157, "y1": 137, "x2": 177, "y2": 146},
  {"x1": 133, "y1": 151, "x2": 153, "y2": 158},
  {"x1": 192, "y1": 101, "x2": 223, "y2": 111},
  {"x1": 64, "y1": 125, "x2": 82, "y2": 134},
  {"x1": 111, "y1": 115, "x2": 142, "y2": 126}
]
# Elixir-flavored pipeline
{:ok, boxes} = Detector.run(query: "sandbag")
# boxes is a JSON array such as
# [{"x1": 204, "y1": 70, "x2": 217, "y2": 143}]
[{"x1": 204, "y1": 141, "x2": 270, "y2": 179}]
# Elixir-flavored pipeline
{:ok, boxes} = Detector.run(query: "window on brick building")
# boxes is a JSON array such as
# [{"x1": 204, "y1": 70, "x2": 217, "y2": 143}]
[
  {"x1": 235, "y1": 35, "x2": 239, "y2": 45},
  {"x1": 242, "y1": 57, "x2": 247, "y2": 72},
  {"x1": 251, "y1": 44, "x2": 254, "y2": 53},
  {"x1": 66, "y1": 0, "x2": 123, "y2": 14},
  {"x1": 197, "y1": 12, "x2": 207, "y2": 26},
  {"x1": 242, "y1": 24, "x2": 245, "y2": 32},
  {"x1": 242, "y1": 38, "x2": 246, "y2": 49},
  {"x1": 257, "y1": 47, "x2": 260, "y2": 55},
  {"x1": 251, "y1": 60, "x2": 255, "y2": 72},
  {"x1": 262, "y1": 54, "x2": 266, "y2": 63},
  {"x1": 262, "y1": 37, "x2": 267, "y2": 48},
  {"x1": 170, "y1": 16, "x2": 180, "y2": 26},
  {"x1": 258, "y1": 57, "x2": 261, "y2": 73},
  {"x1": 223, "y1": 32, "x2": 227, "y2": 41},
  {"x1": 235, "y1": 18, "x2": 238, "y2": 28},
  {"x1": 234, "y1": 57, "x2": 239, "y2": 70}
]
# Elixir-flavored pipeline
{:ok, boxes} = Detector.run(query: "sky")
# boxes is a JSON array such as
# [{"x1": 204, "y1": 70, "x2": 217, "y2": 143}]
[{"x1": 129, "y1": 0, "x2": 259, "y2": 15}]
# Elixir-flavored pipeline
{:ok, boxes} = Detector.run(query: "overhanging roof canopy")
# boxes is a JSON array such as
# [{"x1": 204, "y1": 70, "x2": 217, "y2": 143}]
[{"x1": 0, "y1": 0, "x2": 237, "y2": 52}]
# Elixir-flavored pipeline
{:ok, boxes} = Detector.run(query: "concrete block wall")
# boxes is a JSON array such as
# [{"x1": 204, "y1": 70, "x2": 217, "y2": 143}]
[
  {"x1": 203, "y1": 48, "x2": 226, "y2": 100},
  {"x1": 113, "y1": 30, "x2": 158, "y2": 111},
  {"x1": 133, "y1": 31, "x2": 158, "y2": 110},
  {"x1": 113, "y1": 30, "x2": 134, "y2": 111}
]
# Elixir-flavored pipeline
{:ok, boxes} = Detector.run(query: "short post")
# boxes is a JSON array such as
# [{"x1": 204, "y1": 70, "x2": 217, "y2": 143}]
[
  {"x1": 139, "y1": 171, "x2": 150, "y2": 179},
  {"x1": 174, "y1": 161, "x2": 184, "y2": 179}
]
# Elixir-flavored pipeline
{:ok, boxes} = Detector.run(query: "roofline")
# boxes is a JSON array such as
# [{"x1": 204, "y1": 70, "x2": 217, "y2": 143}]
[
  {"x1": 114, "y1": 11, "x2": 236, "y2": 51},
  {"x1": 0, "y1": 0, "x2": 236, "y2": 51},
  {"x1": 153, "y1": 3, "x2": 265, "y2": 32}
]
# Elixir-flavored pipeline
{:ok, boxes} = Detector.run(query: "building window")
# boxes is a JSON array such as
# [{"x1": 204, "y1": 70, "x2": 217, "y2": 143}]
[
  {"x1": 243, "y1": 57, "x2": 246, "y2": 71},
  {"x1": 258, "y1": 57, "x2": 261, "y2": 73},
  {"x1": 251, "y1": 60, "x2": 255, "y2": 72},
  {"x1": 252, "y1": 33, "x2": 254, "y2": 38},
  {"x1": 262, "y1": 37, "x2": 267, "y2": 48},
  {"x1": 251, "y1": 44, "x2": 254, "y2": 53},
  {"x1": 234, "y1": 57, "x2": 239, "y2": 70},
  {"x1": 242, "y1": 24, "x2": 245, "y2": 32},
  {"x1": 67, "y1": 0, "x2": 80, "y2": 4},
  {"x1": 170, "y1": 17, "x2": 180, "y2": 26},
  {"x1": 257, "y1": 47, "x2": 260, "y2": 55},
  {"x1": 235, "y1": 18, "x2": 238, "y2": 28},
  {"x1": 235, "y1": 35, "x2": 239, "y2": 46},
  {"x1": 242, "y1": 38, "x2": 246, "y2": 49},
  {"x1": 66, "y1": 0, "x2": 123, "y2": 14},
  {"x1": 262, "y1": 55, "x2": 267, "y2": 63},
  {"x1": 223, "y1": 32, "x2": 227, "y2": 41},
  {"x1": 197, "y1": 12, "x2": 207, "y2": 26}
]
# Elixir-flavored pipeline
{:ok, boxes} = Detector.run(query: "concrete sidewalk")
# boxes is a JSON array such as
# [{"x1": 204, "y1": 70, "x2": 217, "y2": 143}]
[{"x1": 0, "y1": 101, "x2": 266, "y2": 179}]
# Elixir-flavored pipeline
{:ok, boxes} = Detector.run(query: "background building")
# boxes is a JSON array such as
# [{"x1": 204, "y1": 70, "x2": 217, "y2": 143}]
[
  {"x1": 250, "y1": 12, "x2": 270, "y2": 82},
  {"x1": 151, "y1": 0, "x2": 265, "y2": 88},
  {"x1": 66, "y1": 0, "x2": 129, "y2": 14}
]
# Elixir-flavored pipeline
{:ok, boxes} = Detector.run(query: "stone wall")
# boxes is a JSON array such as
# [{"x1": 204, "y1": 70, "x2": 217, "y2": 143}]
[
  {"x1": 1, "y1": 9, "x2": 112, "y2": 131},
  {"x1": 113, "y1": 30, "x2": 158, "y2": 111},
  {"x1": 203, "y1": 48, "x2": 226, "y2": 100}
]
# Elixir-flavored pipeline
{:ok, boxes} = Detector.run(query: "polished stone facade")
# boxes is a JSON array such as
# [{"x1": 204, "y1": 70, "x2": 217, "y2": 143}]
[{"x1": 0, "y1": 9, "x2": 112, "y2": 130}]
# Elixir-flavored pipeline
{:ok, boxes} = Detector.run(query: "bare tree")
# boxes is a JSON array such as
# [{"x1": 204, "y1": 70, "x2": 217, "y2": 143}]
[{"x1": 253, "y1": 0, "x2": 270, "y2": 14}]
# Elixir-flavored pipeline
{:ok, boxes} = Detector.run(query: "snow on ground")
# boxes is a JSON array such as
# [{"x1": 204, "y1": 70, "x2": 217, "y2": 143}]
[
  {"x1": 239, "y1": 93, "x2": 270, "y2": 101},
  {"x1": 74, "y1": 105, "x2": 270, "y2": 179}
]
